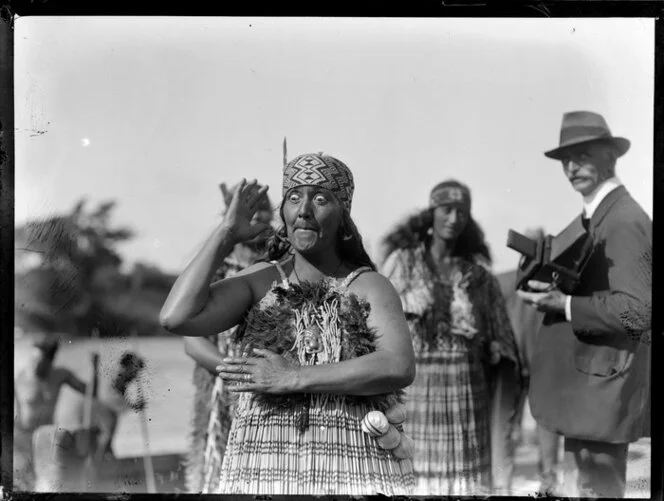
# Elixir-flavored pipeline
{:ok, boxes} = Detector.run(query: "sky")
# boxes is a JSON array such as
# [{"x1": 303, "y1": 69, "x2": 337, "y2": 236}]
[{"x1": 14, "y1": 17, "x2": 654, "y2": 275}]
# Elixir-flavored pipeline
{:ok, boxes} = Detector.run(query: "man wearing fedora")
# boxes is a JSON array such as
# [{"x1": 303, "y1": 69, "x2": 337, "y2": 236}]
[{"x1": 517, "y1": 111, "x2": 651, "y2": 497}]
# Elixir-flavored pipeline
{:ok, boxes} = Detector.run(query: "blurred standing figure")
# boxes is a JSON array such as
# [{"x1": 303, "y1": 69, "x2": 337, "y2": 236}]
[
  {"x1": 57, "y1": 351, "x2": 147, "y2": 462},
  {"x1": 381, "y1": 180, "x2": 522, "y2": 496},
  {"x1": 32, "y1": 350, "x2": 146, "y2": 492},
  {"x1": 495, "y1": 236, "x2": 563, "y2": 494},
  {"x1": 182, "y1": 182, "x2": 273, "y2": 493},
  {"x1": 14, "y1": 334, "x2": 88, "y2": 490},
  {"x1": 518, "y1": 111, "x2": 651, "y2": 498}
]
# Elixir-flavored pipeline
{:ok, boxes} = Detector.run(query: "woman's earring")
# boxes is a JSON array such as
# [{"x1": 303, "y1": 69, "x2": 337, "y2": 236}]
[
  {"x1": 343, "y1": 234, "x2": 353, "y2": 241},
  {"x1": 427, "y1": 227, "x2": 433, "y2": 235}
]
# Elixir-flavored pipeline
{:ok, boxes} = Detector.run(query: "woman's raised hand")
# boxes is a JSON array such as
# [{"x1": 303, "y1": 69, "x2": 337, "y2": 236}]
[{"x1": 222, "y1": 178, "x2": 271, "y2": 243}]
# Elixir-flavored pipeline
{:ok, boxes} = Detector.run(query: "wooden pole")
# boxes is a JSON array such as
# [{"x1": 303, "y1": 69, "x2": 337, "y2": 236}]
[
  {"x1": 138, "y1": 395, "x2": 157, "y2": 493},
  {"x1": 84, "y1": 329, "x2": 101, "y2": 423},
  {"x1": 130, "y1": 330, "x2": 157, "y2": 493},
  {"x1": 80, "y1": 334, "x2": 100, "y2": 491}
]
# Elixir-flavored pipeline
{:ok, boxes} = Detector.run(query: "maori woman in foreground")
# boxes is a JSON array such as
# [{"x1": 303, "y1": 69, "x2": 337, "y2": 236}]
[
  {"x1": 380, "y1": 180, "x2": 522, "y2": 496},
  {"x1": 160, "y1": 153, "x2": 416, "y2": 495}
]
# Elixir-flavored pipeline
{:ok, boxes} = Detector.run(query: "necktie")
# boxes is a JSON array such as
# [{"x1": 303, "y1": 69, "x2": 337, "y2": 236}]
[{"x1": 581, "y1": 211, "x2": 590, "y2": 231}]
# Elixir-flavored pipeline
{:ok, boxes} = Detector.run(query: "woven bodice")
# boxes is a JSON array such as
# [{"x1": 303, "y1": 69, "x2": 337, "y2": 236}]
[
  {"x1": 232, "y1": 261, "x2": 402, "y2": 413},
  {"x1": 235, "y1": 262, "x2": 370, "y2": 361}
]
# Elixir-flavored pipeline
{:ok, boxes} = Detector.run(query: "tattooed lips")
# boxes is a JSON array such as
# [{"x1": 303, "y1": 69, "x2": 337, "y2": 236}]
[
  {"x1": 294, "y1": 227, "x2": 319, "y2": 236},
  {"x1": 292, "y1": 228, "x2": 320, "y2": 246}
]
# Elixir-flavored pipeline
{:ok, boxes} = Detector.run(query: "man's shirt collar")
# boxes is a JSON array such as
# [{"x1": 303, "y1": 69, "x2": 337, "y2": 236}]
[{"x1": 583, "y1": 177, "x2": 622, "y2": 218}]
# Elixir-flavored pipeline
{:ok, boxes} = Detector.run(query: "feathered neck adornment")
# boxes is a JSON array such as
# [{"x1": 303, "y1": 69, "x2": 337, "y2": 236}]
[{"x1": 234, "y1": 279, "x2": 403, "y2": 430}]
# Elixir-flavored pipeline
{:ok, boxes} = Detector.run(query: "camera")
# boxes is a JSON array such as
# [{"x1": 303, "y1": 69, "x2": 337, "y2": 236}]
[{"x1": 506, "y1": 217, "x2": 591, "y2": 294}]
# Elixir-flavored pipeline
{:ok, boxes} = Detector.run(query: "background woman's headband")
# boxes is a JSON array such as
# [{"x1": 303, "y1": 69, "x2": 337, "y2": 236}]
[
  {"x1": 282, "y1": 153, "x2": 355, "y2": 211},
  {"x1": 429, "y1": 185, "x2": 471, "y2": 211}
]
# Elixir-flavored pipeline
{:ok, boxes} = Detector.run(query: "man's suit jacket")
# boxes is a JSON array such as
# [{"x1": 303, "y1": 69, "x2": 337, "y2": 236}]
[{"x1": 529, "y1": 186, "x2": 651, "y2": 444}]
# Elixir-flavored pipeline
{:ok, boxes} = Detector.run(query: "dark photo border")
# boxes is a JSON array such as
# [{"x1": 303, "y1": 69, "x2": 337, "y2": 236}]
[{"x1": 1, "y1": 2, "x2": 662, "y2": 500}]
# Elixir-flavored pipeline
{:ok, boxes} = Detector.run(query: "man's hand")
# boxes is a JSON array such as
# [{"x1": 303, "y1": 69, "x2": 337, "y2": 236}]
[{"x1": 516, "y1": 280, "x2": 567, "y2": 314}]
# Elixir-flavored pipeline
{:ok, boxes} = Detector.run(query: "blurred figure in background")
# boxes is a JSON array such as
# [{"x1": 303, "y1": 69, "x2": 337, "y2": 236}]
[
  {"x1": 182, "y1": 182, "x2": 273, "y2": 493},
  {"x1": 380, "y1": 179, "x2": 522, "y2": 496},
  {"x1": 14, "y1": 334, "x2": 89, "y2": 490},
  {"x1": 32, "y1": 350, "x2": 148, "y2": 492},
  {"x1": 494, "y1": 227, "x2": 562, "y2": 494},
  {"x1": 58, "y1": 351, "x2": 147, "y2": 462}
]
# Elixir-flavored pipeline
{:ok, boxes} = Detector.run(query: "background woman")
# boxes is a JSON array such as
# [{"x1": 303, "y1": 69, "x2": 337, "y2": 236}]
[
  {"x1": 160, "y1": 153, "x2": 415, "y2": 495},
  {"x1": 380, "y1": 179, "x2": 522, "y2": 495}
]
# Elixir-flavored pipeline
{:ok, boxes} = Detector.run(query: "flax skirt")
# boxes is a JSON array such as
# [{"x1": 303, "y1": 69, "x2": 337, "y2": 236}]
[
  {"x1": 217, "y1": 394, "x2": 415, "y2": 495},
  {"x1": 404, "y1": 346, "x2": 492, "y2": 496}
]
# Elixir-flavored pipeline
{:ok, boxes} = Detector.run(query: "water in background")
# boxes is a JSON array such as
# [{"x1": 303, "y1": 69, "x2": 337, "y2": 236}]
[
  {"x1": 13, "y1": 335, "x2": 651, "y2": 497},
  {"x1": 14, "y1": 335, "x2": 196, "y2": 458}
]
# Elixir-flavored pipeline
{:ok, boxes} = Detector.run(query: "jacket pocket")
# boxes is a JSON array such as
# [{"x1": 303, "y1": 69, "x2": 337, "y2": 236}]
[{"x1": 574, "y1": 342, "x2": 630, "y2": 377}]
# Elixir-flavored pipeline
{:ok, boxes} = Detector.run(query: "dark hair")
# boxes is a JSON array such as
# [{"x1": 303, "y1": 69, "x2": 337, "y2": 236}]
[
  {"x1": 120, "y1": 351, "x2": 145, "y2": 371},
  {"x1": 34, "y1": 337, "x2": 59, "y2": 360},
  {"x1": 265, "y1": 205, "x2": 376, "y2": 271},
  {"x1": 381, "y1": 181, "x2": 492, "y2": 265}
]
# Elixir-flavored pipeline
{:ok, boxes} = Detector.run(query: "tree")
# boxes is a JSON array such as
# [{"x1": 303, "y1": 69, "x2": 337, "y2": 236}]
[{"x1": 15, "y1": 198, "x2": 134, "y2": 336}]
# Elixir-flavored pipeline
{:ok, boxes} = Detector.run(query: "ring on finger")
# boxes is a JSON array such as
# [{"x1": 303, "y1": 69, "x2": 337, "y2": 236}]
[{"x1": 244, "y1": 373, "x2": 251, "y2": 382}]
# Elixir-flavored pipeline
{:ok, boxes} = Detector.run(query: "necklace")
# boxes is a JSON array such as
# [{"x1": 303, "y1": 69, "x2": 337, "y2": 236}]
[{"x1": 292, "y1": 256, "x2": 344, "y2": 285}]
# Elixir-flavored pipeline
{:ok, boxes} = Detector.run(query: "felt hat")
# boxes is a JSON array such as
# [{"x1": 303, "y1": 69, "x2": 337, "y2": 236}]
[{"x1": 544, "y1": 111, "x2": 630, "y2": 160}]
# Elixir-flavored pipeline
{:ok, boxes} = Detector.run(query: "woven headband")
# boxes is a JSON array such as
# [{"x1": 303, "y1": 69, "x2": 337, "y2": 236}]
[
  {"x1": 282, "y1": 153, "x2": 355, "y2": 211},
  {"x1": 429, "y1": 185, "x2": 471, "y2": 211}
]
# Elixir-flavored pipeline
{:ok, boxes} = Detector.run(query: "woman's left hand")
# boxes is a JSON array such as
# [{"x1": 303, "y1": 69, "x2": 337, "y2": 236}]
[{"x1": 216, "y1": 348, "x2": 300, "y2": 394}]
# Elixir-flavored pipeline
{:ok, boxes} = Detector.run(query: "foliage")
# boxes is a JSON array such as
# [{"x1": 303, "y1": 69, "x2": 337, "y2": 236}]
[{"x1": 15, "y1": 198, "x2": 176, "y2": 337}]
